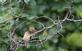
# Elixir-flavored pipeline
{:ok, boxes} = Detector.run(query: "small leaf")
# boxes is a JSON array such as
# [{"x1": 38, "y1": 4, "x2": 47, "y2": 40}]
[{"x1": 39, "y1": 30, "x2": 48, "y2": 40}]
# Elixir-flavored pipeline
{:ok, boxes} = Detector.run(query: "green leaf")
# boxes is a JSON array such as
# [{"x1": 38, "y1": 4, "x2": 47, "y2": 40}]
[
  {"x1": 17, "y1": 47, "x2": 23, "y2": 51},
  {"x1": 74, "y1": 4, "x2": 82, "y2": 18},
  {"x1": 39, "y1": 30, "x2": 48, "y2": 40},
  {"x1": 65, "y1": 32, "x2": 82, "y2": 47}
]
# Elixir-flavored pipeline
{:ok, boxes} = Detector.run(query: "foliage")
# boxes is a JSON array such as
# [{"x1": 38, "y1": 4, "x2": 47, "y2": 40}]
[
  {"x1": 0, "y1": 0, "x2": 82, "y2": 51},
  {"x1": 65, "y1": 32, "x2": 82, "y2": 47}
]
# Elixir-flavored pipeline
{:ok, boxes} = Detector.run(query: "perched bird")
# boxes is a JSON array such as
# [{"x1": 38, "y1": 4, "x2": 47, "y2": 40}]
[
  {"x1": 23, "y1": 26, "x2": 37, "y2": 42},
  {"x1": 22, "y1": 31, "x2": 31, "y2": 42}
]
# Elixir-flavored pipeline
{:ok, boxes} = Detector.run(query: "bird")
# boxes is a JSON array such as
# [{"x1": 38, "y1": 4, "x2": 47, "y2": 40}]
[
  {"x1": 22, "y1": 26, "x2": 37, "y2": 42},
  {"x1": 22, "y1": 31, "x2": 31, "y2": 42}
]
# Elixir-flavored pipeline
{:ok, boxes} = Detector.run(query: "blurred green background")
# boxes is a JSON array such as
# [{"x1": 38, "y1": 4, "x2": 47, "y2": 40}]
[{"x1": 0, "y1": 0, "x2": 82, "y2": 51}]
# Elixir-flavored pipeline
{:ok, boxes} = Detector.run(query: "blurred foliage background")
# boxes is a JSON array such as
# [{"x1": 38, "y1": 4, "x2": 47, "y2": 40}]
[{"x1": 0, "y1": 0, "x2": 82, "y2": 51}]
